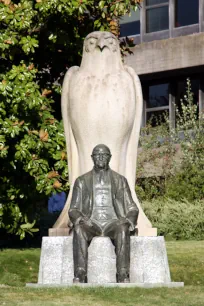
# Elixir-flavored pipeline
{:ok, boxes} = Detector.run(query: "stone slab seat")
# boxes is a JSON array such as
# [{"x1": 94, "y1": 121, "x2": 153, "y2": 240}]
[{"x1": 35, "y1": 236, "x2": 184, "y2": 287}]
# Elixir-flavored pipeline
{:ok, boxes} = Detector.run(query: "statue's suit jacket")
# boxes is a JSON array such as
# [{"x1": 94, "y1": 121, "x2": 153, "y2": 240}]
[{"x1": 69, "y1": 169, "x2": 139, "y2": 231}]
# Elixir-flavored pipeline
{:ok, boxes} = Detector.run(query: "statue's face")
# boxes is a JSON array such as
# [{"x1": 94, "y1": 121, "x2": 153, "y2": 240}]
[
  {"x1": 84, "y1": 32, "x2": 118, "y2": 54},
  {"x1": 92, "y1": 145, "x2": 111, "y2": 170}
]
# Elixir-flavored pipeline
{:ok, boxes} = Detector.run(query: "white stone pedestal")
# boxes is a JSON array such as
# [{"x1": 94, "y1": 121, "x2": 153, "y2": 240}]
[
  {"x1": 88, "y1": 237, "x2": 116, "y2": 283},
  {"x1": 38, "y1": 236, "x2": 74, "y2": 285},
  {"x1": 35, "y1": 236, "x2": 184, "y2": 287}
]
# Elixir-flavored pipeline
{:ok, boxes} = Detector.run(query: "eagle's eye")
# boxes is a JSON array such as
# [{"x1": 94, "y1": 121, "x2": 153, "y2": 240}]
[
  {"x1": 107, "y1": 37, "x2": 114, "y2": 45},
  {"x1": 88, "y1": 38, "x2": 97, "y2": 45}
]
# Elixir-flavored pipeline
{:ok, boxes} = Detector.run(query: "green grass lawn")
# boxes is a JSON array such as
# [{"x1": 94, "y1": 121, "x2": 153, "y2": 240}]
[{"x1": 0, "y1": 241, "x2": 204, "y2": 306}]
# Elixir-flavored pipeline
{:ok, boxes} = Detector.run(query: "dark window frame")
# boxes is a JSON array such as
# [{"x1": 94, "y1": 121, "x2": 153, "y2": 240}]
[
  {"x1": 119, "y1": 8, "x2": 141, "y2": 37},
  {"x1": 175, "y1": 0, "x2": 199, "y2": 28},
  {"x1": 142, "y1": 75, "x2": 204, "y2": 128},
  {"x1": 144, "y1": 81, "x2": 170, "y2": 127},
  {"x1": 120, "y1": 0, "x2": 203, "y2": 44},
  {"x1": 145, "y1": 0, "x2": 169, "y2": 34}
]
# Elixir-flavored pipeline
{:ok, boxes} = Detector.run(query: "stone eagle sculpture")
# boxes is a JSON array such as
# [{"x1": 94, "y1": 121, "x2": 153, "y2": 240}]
[{"x1": 54, "y1": 31, "x2": 155, "y2": 235}]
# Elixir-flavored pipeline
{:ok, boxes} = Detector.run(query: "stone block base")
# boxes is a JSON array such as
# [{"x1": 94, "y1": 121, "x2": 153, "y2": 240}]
[
  {"x1": 27, "y1": 282, "x2": 184, "y2": 288},
  {"x1": 37, "y1": 236, "x2": 179, "y2": 285},
  {"x1": 88, "y1": 237, "x2": 116, "y2": 283}
]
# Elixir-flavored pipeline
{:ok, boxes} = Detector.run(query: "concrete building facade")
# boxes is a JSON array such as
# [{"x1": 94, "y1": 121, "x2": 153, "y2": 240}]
[{"x1": 121, "y1": 0, "x2": 204, "y2": 127}]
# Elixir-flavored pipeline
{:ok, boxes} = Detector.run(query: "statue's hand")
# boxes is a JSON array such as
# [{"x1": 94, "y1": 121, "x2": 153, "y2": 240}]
[
  {"x1": 118, "y1": 218, "x2": 130, "y2": 227},
  {"x1": 79, "y1": 216, "x2": 93, "y2": 227}
]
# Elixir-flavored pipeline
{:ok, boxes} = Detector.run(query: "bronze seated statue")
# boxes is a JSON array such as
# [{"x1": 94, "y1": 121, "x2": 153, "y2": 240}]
[{"x1": 69, "y1": 144, "x2": 139, "y2": 283}]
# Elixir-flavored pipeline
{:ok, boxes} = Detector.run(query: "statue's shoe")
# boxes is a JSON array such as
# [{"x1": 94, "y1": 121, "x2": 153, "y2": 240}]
[
  {"x1": 73, "y1": 267, "x2": 87, "y2": 283},
  {"x1": 73, "y1": 277, "x2": 86, "y2": 283},
  {"x1": 118, "y1": 277, "x2": 130, "y2": 283},
  {"x1": 117, "y1": 268, "x2": 130, "y2": 283}
]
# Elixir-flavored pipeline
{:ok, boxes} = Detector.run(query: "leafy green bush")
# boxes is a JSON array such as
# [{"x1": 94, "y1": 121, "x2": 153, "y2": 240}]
[
  {"x1": 165, "y1": 163, "x2": 204, "y2": 201},
  {"x1": 137, "y1": 78, "x2": 204, "y2": 202},
  {"x1": 135, "y1": 176, "x2": 166, "y2": 201},
  {"x1": 143, "y1": 198, "x2": 204, "y2": 240}
]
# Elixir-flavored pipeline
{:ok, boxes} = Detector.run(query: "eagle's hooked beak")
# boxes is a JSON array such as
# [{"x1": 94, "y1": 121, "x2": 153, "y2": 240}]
[{"x1": 97, "y1": 37, "x2": 106, "y2": 52}]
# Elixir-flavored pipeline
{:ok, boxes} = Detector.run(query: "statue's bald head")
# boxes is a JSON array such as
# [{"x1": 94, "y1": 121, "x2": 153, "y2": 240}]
[
  {"x1": 92, "y1": 144, "x2": 111, "y2": 156},
  {"x1": 91, "y1": 144, "x2": 111, "y2": 170}
]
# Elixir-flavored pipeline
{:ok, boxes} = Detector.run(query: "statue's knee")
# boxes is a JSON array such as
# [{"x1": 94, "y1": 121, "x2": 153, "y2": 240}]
[
  {"x1": 74, "y1": 224, "x2": 84, "y2": 235},
  {"x1": 119, "y1": 224, "x2": 129, "y2": 235}
]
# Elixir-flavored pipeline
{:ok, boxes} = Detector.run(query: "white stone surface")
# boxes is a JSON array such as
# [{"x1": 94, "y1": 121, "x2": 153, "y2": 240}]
[
  {"x1": 88, "y1": 237, "x2": 116, "y2": 283},
  {"x1": 54, "y1": 31, "x2": 154, "y2": 234},
  {"x1": 27, "y1": 282, "x2": 184, "y2": 288},
  {"x1": 130, "y1": 237, "x2": 171, "y2": 283},
  {"x1": 38, "y1": 237, "x2": 74, "y2": 284},
  {"x1": 38, "y1": 236, "x2": 173, "y2": 285}
]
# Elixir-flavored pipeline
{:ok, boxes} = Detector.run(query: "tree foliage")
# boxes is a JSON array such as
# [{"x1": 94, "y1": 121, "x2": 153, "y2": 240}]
[{"x1": 0, "y1": 0, "x2": 142, "y2": 238}]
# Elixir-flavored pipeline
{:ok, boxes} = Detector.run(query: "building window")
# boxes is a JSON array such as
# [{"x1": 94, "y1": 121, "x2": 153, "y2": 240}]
[
  {"x1": 175, "y1": 0, "x2": 199, "y2": 28},
  {"x1": 144, "y1": 78, "x2": 201, "y2": 127},
  {"x1": 120, "y1": 9, "x2": 140, "y2": 37},
  {"x1": 146, "y1": 83, "x2": 169, "y2": 126},
  {"x1": 147, "y1": 83, "x2": 169, "y2": 108},
  {"x1": 146, "y1": 0, "x2": 169, "y2": 33}
]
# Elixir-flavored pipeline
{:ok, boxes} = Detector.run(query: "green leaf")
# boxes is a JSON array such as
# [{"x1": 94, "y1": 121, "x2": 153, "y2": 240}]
[{"x1": 20, "y1": 221, "x2": 35, "y2": 230}]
